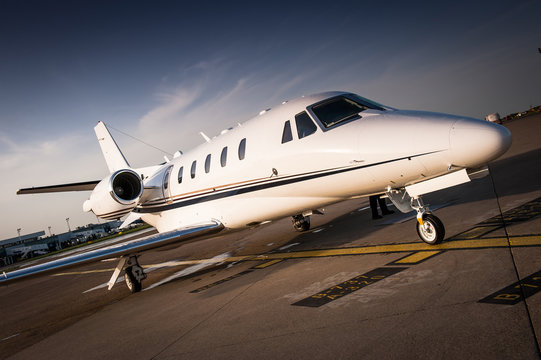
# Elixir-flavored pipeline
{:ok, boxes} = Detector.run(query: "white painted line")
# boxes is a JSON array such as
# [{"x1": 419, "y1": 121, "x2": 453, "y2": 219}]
[
  {"x1": 143, "y1": 252, "x2": 232, "y2": 291},
  {"x1": 279, "y1": 242, "x2": 300, "y2": 250},
  {"x1": 2, "y1": 333, "x2": 20, "y2": 341},
  {"x1": 82, "y1": 260, "x2": 184, "y2": 293}
]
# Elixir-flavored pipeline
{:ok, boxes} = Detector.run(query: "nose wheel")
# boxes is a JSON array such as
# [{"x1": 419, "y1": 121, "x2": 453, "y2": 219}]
[
  {"x1": 411, "y1": 197, "x2": 445, "y2": 245},
  {"x1": 416, "y1": 213, "x2": 445, "y2": 244}
]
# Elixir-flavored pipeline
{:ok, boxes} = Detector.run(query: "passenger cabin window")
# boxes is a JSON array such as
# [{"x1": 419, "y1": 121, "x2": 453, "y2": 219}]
[
  {"x1": 220, "y1": 147, "x2": 228, "y2": 167},
  {"x1": 311, "y1": 95, "x2": 385, "y2": 129},
  {"x1": 205, "y1": 154, "x2": 211, "y2": 173},
  {"x1": 295, "y1": 112, "x2": 317, "y2": 139},
  {"x1": 177, "y1": 166, "x2": 183, "y2": 184},
  {"x1": 190, "y1": 161, "x2": 197, "y2": 179},
  {"x1": 238, "y1": 138, "x2": 246, "y2": 160},
  {"x1": 281, "y1": 120, "x2": 293, "y2": 143}
]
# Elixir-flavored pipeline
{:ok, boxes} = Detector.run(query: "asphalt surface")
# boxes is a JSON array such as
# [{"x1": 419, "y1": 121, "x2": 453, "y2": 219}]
[{"x1": 1, "y1": 114, "x2": 540, "y2": 360}]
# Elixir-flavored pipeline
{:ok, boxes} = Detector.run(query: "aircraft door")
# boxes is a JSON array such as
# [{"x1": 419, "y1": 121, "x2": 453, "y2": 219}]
[{"x1": 162, "y1": 165, "x2": 173, "y2": 203}]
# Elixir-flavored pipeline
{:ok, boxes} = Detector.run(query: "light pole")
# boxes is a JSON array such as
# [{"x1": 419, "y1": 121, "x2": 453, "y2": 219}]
[{"x1": 66, "y1": 218, "x2": 71, "y2": 232}]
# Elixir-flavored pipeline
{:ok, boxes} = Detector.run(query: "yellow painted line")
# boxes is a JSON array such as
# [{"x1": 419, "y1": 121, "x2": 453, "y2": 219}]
[
  {"x1": 253, "y1": 259, "x2": 283, "y2": 269},
  {"x1": 509, "y1": 235, "x2": 541, "y2": 246},
  {"x1": 250, "y1": 235, "x2": 541, "y2": 261},
  {"x1": 453, "y1": 226, "x2": 501, "y2": 239},
  {"x1": 51, "y1": 235, "x2": 541, "y2": 277},
  {"x1": 393, "y1": 251, "x2": 442, "y2": 264}
]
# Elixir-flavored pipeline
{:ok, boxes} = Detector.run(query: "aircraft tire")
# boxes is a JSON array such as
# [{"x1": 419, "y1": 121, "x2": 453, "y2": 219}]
[
  {"x1": 124, "y1": 266, "x2": 142, "y2": 293},
  {"x1": 416, "y1": 214, "x2": 445, "y2": 245},
  {"x1": 293, "y1": 215, "x2": 310, "y2": 232}
]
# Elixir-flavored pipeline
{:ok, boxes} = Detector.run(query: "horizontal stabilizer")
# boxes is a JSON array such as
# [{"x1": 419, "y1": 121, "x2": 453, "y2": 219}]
[
  {"x1": 17, "y1": 180, "x2": 100, "y2": 195},
  {"x1": 0, "y1": 220, "x2": 224, "y2": 284}
]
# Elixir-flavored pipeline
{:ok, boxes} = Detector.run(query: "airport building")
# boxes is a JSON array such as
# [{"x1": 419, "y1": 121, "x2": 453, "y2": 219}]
[{"x1": 0, "y1": 221, "x2": 121, "y2": 267}]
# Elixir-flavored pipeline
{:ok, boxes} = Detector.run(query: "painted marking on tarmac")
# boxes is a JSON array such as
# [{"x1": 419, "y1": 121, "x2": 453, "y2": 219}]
[
  {"x1": 479, "y1": 269, "x2": 541, "y2": 305},
  {"x1": 143, "y1": 252, "x2": 232, "y2": 291},
  {"x1": 253, "y1": 259, "x2": 283, "y2": 269},
  {"x1": 292, "y1": 267, "x2": 408, "y2": 307},
  {"x1": 1, "y1": 333, "x2": 20, "y2": 341},
  {"x1": 190, "y1": 270, "x2": 254, "y2": 293},
  {"x1": 389, "y1": 250, "x2": 443, "y2": 265},
  {"x1": 451, "y1": 226, "x2": 501, "y2": 240},
  {"x1": 52, "y1": 234, "x2": 541, "y2": 279},
  {"x1": 278, "y1": 242, "x2": 300, "y2": 251}
]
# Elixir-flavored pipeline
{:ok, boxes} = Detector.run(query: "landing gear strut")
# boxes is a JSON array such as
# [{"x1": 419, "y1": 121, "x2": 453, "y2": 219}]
[
  {"x1": 108, "y1": 255, "x2": 146, "y2": 293},
  {"x1": 292, "y1": 214, "x2": 310, "y2": 232}
]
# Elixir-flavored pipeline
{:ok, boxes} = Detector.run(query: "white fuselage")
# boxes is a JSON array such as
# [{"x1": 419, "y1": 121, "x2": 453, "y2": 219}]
[{"x1": 130, "y1": 91, "x2": 510, "y2": 233}]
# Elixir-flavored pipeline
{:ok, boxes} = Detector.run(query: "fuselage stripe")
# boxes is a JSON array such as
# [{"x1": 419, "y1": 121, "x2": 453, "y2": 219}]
[{"x1": 134, "y1": 151, "x2": 442, "y2": 214}]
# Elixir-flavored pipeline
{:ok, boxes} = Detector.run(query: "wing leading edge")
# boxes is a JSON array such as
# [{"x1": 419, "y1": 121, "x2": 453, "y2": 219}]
[{"x1": 1, "y1": 220, "x2": 224, "y2": 284}]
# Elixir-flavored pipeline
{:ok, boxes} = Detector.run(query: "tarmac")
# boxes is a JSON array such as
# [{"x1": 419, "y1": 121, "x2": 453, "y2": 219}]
[{"x1": 1, "y1": 113, "x2": 540, "y2": 360}]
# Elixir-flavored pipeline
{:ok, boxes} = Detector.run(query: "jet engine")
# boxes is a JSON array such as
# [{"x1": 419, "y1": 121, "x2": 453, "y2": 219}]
[{"x1": 83, "y1": 169, "x2": 143, "y2": 220}]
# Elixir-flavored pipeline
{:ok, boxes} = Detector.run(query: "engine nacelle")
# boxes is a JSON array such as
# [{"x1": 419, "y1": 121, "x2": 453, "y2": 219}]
[{"x1": 83, "y1": 169, "x2": 143, "y2": 220}]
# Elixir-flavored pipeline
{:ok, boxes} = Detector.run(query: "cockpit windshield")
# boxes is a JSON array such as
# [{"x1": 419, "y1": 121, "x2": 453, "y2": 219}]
[{"x1": 310, "y1": 94, "x2": 385, "y2": 128}]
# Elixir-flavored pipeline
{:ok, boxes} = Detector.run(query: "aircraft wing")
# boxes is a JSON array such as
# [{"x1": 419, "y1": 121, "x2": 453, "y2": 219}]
[
  {"x1": 17, "y1": 180, "x2": 101, "y2": 194},
  {"x1": 0, "y1": 220, "x2": 224, "y2": 284}
]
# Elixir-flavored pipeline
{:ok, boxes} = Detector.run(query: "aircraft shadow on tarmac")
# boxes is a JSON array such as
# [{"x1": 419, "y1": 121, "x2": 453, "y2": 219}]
[{"x1": 161, "y1": 144, "x2": 541, "y2": 296}]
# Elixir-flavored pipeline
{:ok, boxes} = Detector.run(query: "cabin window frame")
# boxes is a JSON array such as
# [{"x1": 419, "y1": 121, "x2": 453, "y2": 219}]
[
  {"x1": 190, "y1": 160, "x2": 197, "y2": 179},
  {"x1": 220, "y1": 146, "x2": 228, "y2": 167},
  {"x1": 238, "y1": 138, "x2": 246, "y2": 160},
  {"x1": 177, "y1": 166, "x2": 184, "y2": 184},
  {"x1": 205, "y1": 154, "x2": 211, "y2": 173}
]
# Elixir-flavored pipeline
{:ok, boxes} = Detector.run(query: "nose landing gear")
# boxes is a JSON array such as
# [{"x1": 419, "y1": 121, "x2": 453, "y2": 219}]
[
  {"x1": 386, "y1": 189, "x2": 445, "y2": 245},
  {"x1": 411, "y1": 196, "x2": 445, "y2": 245}
]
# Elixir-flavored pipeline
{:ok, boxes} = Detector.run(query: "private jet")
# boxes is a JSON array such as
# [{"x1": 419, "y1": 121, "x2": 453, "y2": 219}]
[{"x1": 1, "y1": 91, "x2": 512, "y2": 292}]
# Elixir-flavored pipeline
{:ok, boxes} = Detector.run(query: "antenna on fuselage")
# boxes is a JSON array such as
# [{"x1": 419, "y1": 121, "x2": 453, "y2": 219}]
[{"x1": 200, "y1": 132, "x2": 211, "y2": 143}]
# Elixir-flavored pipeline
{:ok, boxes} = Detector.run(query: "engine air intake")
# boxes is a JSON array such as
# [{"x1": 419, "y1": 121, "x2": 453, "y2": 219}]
[{"x1": 110, "y1": 170, "x2": 143, "y2": 204}]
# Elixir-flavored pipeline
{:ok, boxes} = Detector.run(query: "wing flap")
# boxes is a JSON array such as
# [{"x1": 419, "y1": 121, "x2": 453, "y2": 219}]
[
  {"x1": 17, "y1": 180, "x2": 101, "y2": 194},
  {"x1": 1, "y1": 220, "x2": 224, "y2": 284}
]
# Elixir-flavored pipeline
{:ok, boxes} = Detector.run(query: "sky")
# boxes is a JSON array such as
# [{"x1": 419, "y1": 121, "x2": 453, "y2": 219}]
[{"x1": 0, "y1": 0, "x2": 540, "y2": 240}]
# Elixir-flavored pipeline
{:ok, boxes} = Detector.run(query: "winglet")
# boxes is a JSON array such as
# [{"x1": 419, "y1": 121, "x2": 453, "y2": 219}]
[{"x1": 95, "y1": 122, "x2": 130, "y2": 172}]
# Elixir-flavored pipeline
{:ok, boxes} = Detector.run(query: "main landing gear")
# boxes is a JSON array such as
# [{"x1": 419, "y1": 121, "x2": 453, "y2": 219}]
[
  {"x1": 386, "y1": 190, "x2": 445, "y2": 245},
  {"x1": 292, "y1": 214, "x2": 310, "y2": 232},
  {"x1": 291, "y1": 210, "x2": 324, "y2": 232},
  {"x1": 108, "y1": 255, "x2": 147, "y2": 293}
]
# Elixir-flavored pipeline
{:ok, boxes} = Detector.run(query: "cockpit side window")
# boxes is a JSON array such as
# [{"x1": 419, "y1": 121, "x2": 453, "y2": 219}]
[
  {"x1": 295, "y1": 111, "x2": 317, "y2": 139},
  {"x1": 281, "y1": 120, "x2": 293, "y2": 143},
  {"x1": 311, "y1": 95, "x2": 385, "y2": 129}
]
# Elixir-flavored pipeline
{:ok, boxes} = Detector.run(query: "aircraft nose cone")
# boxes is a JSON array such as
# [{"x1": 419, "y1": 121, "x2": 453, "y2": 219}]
[{"x1": 449, "y1": 118, "x2": 512, "y2": 167}]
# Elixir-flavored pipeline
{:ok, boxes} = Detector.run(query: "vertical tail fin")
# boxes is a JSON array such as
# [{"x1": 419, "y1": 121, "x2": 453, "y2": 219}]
[{"x1": 94, "y1": 121, "x2": 130, "y2": 172}]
